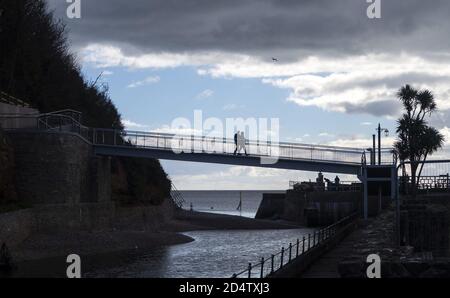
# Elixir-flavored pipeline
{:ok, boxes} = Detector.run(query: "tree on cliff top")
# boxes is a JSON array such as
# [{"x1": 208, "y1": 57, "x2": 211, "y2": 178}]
[
  {"x1": 0, "y1": 0, "x2": 172, "y2": 205},
  {"x1": 394, "y1": 85, "x2": 444, "y2": 195},
  {"x1": 0, "y1": 0, "x2": 122, "y2": 129}
]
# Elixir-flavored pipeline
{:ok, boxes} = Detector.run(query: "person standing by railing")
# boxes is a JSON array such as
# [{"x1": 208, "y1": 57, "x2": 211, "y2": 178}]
[
  {"x1": 233, "y1": 131, "x2": 239, "y2": 155},
  {"x1": 238, "y1": 131, "x2": 248, "y2": 156}
]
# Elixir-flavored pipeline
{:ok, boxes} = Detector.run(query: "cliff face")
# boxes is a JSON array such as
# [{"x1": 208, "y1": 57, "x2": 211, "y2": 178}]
[
  {"x1": 0, "y1": 126, "x2": 17, "y2": 206},
  {"x1": 0, "y1": 0, "x2": 171, "y2": 209},
  {"x1": 111, "y1": 157, "x2": 171, "y2": 206}
]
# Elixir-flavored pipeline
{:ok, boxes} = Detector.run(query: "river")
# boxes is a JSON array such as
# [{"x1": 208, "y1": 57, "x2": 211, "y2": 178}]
[{"x1": 84, "y1": 190, "x2": 313, "y2": 278}]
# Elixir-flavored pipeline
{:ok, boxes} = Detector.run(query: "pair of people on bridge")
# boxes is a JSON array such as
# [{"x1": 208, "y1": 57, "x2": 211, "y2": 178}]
[{"x1": 234, "y1": 131, "x2": 248, "y2": 156}]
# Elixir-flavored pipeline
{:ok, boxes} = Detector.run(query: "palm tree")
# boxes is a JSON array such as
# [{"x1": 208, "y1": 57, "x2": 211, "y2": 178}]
[{"x1": 394, "y1": 85, "x2": 444, "y2": 195}]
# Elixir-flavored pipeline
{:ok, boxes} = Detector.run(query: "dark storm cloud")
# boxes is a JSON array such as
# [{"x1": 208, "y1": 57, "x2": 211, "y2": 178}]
[
  {"x1": 47, "y1": 0, "x2": 450, "y2": 58},
  {"x1": 342, "y1": 99, "x2": 401, "y2": 117}
]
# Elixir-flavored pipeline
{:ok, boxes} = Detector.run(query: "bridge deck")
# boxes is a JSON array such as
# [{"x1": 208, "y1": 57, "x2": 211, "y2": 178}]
[{"x1": 1, "y1": 112, "x2": 395, "y2": 175}]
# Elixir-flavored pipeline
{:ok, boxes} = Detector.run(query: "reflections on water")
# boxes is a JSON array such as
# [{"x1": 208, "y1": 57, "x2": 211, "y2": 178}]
[{"x1": 86, "y1": 228, "x2": 316, "y2": 278}]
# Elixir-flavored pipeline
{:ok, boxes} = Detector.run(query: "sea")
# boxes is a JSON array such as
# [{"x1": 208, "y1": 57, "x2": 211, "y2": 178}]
[{"x1": 178, "y1": 190, "x2": 284, "y2": 218}]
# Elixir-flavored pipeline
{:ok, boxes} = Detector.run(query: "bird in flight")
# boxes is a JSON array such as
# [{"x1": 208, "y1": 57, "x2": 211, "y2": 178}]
[{"x1": 272, "y1": 57, "x2": 278, "y2": 62}]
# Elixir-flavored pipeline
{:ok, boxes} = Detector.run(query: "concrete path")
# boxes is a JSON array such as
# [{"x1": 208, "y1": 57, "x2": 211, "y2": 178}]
[
  {"x1": 301, "y1": 209, "x2": 396, "y2": 278},
  {"x1": 301, "y1": 230, "x2": 358, "y2": 278}
]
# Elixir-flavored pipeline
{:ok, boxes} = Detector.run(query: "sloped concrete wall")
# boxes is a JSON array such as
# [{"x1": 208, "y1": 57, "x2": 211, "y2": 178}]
[{"x1": 255, "y1": 193, "x2": 285, "y2": 219}]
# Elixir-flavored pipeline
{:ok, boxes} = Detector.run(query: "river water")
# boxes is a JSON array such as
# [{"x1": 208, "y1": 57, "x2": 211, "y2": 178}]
[
  {"x1": 8, "y1": 191, "x2": 314, "y2": 278},
  {"x1": 84, "y1": 228, "x2": 315, "y2": 278},
  {"x1": 83, "y1": 190, "x2": 314, "y2": 278}
]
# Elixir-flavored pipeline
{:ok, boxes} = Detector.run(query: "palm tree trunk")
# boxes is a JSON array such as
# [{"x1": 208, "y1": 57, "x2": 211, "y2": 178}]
[
  {"x1": 411, "y1": 161, "x2": 418, "y2": 197},
  {"x1": 416, "y1": 152, "x2": 428, "y2": 186}
]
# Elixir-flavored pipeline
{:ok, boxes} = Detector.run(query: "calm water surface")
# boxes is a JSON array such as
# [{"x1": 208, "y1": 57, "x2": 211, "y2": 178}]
[
  {"x1": 84, "y1": 190, "x2": 310, "y2": 278},
  {"x1": 85, "y1": 228, "x2": 315, "y2": 278},
  {"x1": 9, "y1": 190, "x2": 312, "y2": 278}
]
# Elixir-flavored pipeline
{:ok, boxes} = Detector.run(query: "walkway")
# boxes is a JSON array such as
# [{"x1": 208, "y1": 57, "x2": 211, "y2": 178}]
[{"x1": 300, "y1": 209, "x2": 396, "y2": 278}]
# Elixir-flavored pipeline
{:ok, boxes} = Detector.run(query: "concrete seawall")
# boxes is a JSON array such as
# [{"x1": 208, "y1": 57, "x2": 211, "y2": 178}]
[{"x1": 256, "y1": 190, "x2": 362, "y2": 226}]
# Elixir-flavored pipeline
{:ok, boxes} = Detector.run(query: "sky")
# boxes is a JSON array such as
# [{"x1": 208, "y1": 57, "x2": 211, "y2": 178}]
[{"x1": 46, "y1": 0, "x2": 450, "y2": 189}]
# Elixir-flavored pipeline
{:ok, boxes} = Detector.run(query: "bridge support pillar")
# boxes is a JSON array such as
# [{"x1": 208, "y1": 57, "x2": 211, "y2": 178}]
[
  {"x1": 363, "y1": 167, "x2": 368, "y2": 219},
  {"x1": 363, "y1": 165, "x2": 396, "y2": 220}
]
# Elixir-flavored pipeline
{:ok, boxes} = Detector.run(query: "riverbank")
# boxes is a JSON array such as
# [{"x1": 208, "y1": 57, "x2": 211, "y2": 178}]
[
  {"x1": 169, "y1": 209, "x2": 302, "y2": 231},
  {"x1": 8, "y1": 209, "x2": 300, "y2": 264}
]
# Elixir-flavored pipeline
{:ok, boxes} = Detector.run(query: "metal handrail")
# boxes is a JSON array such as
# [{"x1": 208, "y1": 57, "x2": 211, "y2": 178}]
[
  {"x1": 231, "y1": 212, "x2": 359, "y2": 278},
  {"x1": 90, "y1": 129, "x2": 387, "y2": 166},
  {"x1": 0, "y1": 91, "x2": 31, "y2": 107},
  {"x1": 170, "y1": 182, "x2": 185, "y2": 208},
  {"x1": 1, "y1": 113, "x2": 396, "y2": 166},
  {"x1": 89, "y1": 128, "x2": 378, "y2": 152}
]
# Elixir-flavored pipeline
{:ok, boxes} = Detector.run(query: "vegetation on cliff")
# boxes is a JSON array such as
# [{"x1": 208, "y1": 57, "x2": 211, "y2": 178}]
[{"x1": 0, "y1": 0, "x2": 171, "y2": 206}]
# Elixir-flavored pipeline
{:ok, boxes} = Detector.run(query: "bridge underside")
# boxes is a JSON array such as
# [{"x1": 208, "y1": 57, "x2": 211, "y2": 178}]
[{"x1": 94, "y1": 145, "x2": 362, "y2": 176}]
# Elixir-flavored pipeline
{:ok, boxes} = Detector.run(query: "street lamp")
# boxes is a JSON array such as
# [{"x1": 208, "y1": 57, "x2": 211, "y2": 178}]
[{"x1": 377, "y1": 123, "x2": 389, "y2": 165}]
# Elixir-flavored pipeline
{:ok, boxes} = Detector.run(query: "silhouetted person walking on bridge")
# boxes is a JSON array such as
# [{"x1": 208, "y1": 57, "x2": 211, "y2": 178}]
[
  {"x1": 233, "y1": 131, "x2": 239, "y2": 155},
  {"x1": 237, "y1": 131, "x2": 248, "y2": 156}
]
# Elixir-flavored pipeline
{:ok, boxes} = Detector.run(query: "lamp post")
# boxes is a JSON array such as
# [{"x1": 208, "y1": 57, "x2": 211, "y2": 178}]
[{"x1": 377, "y1": 123, "x2": 389, "y2": 165}]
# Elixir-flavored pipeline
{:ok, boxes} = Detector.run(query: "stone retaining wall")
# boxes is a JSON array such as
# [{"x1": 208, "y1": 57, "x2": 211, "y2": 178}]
[
  {"x1": 0, "y1": 209, "x2": 34, "y2": 247},
  {"x1": 8, "y1": 131, "x2": 111, "y2": 205},
  {"x1": 257, "y1": 190, "x2": 362, "y2": 226},
  {"x1": 0, "y1": 199, "x2": 175, "y2": 248}
]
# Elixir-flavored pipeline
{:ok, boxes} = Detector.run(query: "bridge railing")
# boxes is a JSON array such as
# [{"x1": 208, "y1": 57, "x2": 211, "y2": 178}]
[
  {"x1": 231, "y1": 212, "x2": 359, "y2": 278},
  {"x1": 289, "y1": 180, "x2": 362, "y2": 192},
  {"x1": 170, "y1": 182, "x2": 185, "y2": 209},
  {"x1": 0, "y1": 113, "x2": 89, "y2": 136},
  {"x1": 90, "y1": 128, "x2": 376, "y2": 165},
  {"x1": 0, "y1": 112, "x2": 396, "y2": 166}
]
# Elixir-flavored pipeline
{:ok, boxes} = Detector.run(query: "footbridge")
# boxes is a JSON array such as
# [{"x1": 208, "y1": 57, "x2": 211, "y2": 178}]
[{"x1": 0, "y1": 110, "x2": 395, "y2": 176}]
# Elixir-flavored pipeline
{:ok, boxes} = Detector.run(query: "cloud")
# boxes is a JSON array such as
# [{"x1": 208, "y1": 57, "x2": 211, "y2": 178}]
[
  {"x1": 152, "y1": 125, "x2": 203, "y2": 136},
  {"x1": 127, "y1": 76, "x2": 160, "y2": 88},
  {"x1": 196, "y1": 89, "x2": 214, "y2": 99},
  {"x1": 48, "y1": 0, "x2": 450, "y2": 58},
  {"x1": 262, "y1": 65, "x2": 450, "y2": 117},
  {"x1": 81, "y1": 44, "x2": 450, "y2": 117},
  {"x1": 46, "y1": 0, "x2": 450, "y2": 118},
  {"x1": 327, "y1": 136, "x2": 395, "y2": 149},
  {"x1": 122, "y1": 119, "x2": 148, "y2": 129},
  {"x1": 168, "y1": 165, "x2": 310, "y2": 190},
  {"x1": 318, "y1": 132, "x2": 334, "y2": 137}
]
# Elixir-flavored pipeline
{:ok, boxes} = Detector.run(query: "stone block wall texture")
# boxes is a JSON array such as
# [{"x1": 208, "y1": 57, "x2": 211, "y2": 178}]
[
  {"x1": 279, "y1": 190, "x2": 362, "y2": 226},
  {"x1": 8, "y1": 131, "x2": 111, "y2": 205},
  {"x1": 0, "y1": 209, "x2": 34, "y2": 247},
  {"x1": 0, "y1": 199, "x2": 176, "y2": 248},
  {"x1": 0, "y1": 102, "x2": 39, "y2": 129},
  {"x1": 1, "y1": 131, "x2": 175, "y2": 248},
  {"x1": 401, "y1": 202, "x2": 449, "y2": 254},
  {"x1": 282, "y1": 190, "x2": 307, "y2": 223},
  {"x1": 0, "y1": 126, "x2": 17, "y2": 204}
]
